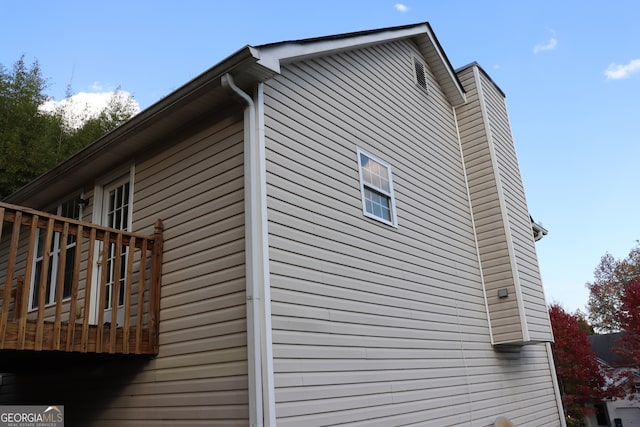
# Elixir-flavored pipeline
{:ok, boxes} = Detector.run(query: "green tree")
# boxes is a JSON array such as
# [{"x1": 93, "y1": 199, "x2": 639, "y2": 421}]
[
  {"x1": 0, "y1": 56, "x2": 61, "y2": 197},
  {"x1": 0, "y1": 57, "x2": 137, "y2": 199},
  {"x1": 54, "y1": 88, "x2": 138, "y2": 157}
]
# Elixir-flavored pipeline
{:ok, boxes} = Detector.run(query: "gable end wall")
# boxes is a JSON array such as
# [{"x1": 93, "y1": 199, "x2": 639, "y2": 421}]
[{"x1": 263, "y1": 39, "x2": 561, "y2": 426}]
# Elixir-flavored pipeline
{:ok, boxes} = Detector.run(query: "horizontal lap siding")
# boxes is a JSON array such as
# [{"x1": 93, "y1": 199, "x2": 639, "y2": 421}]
[
  {"x1": 456, "y1": 65, "x2": 560, "y2": 424},
  {"x1": 39, "y1": 113, "x2": 249, "y2": 426},
  {"x1": 478, "y1": 72, "x2": 553, "y2": 343},
  {"x1": 118, "y1": 113, "x2": 248, "y2": 425},
  {"x1": 455, "y1": 67, "x2": 523, "y2": 344},
  {"x1": 264, "y1": 40, "x2": 559, "y2": 425},
  {"x1": 0, "y1": 113, "x2": 249, "y2": 426}
]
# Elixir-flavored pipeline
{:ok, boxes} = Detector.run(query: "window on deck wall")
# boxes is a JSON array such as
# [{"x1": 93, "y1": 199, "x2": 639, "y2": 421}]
[
  {"x1": 29, "y1": 195, "x2": 82, "y2": 310},
  {"x1": 103, "y1": 178, "x2": 130, "y2": 310},
  {"x1": 357, "y1": 148, "x2": 397, "y2": 227}
]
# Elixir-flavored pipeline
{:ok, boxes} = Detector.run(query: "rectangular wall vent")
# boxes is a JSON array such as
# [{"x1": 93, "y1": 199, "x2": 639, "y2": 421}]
[{"x1": 413, "y1": 56, "x2": 428, "y2": 91}]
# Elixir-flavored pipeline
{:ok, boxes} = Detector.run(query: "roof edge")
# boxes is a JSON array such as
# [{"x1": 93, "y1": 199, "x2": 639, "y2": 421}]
[
  {"x1": 6, "y1": 23, "x2": 469, "y2": 205},
  {"x1": 256, "y1": 22, "x2": 432, "y2": 68},
  {"x1": 4, "y1": 46, "x2": 264, "y2": 206},
  {"x1": 456, "y1": 61, "x2": 506, "y2": 98},
  {"x1": 255, "y1": 22, "x2": 466, "y2": 106}
]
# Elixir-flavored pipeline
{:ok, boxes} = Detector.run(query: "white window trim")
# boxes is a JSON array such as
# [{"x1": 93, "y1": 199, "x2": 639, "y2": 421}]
[
  {"x1": 88, "y1": 163, "x2": 134, "y2": 324},
  {"x1": 92, "y1": 164, "x2": 134, "y2": 231},
  {"x1": 357, "y1": 147, "x2": 398, "y2": 227},
  {"x1": 28, "y1": 193, "x2": 84, "y2": 311}
]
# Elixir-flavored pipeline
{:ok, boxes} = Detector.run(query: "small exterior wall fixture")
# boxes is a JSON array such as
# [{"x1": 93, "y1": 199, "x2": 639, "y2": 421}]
[{"x1": 494, "y1": 416, "x2": 514, "y2": 427}]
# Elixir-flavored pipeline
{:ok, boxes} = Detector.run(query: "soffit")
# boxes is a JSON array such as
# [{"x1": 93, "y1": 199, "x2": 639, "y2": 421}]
[{"x1": 6, "y1": 47, "x2": 275, "y2": 208}]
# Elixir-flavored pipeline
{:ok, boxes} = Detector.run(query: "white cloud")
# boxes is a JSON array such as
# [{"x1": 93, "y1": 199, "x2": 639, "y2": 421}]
[
  {"x1": 533, "y1": 30, "x2": 558, "y2": 54},
  {"x1": 40, "y1": 90, "x2": 140, "y2": 129},
  {"x1": 605, "y1": 59, "x2": 640, "y2": 80},
  {"x1": 394, "y1": 3, "x2": 408, "y2": 12}
]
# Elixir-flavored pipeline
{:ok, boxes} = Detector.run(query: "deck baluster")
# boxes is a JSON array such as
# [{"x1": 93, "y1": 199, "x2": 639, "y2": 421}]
[{"x1": 0, "y1": 202, "x2": 162, "y2": 356}]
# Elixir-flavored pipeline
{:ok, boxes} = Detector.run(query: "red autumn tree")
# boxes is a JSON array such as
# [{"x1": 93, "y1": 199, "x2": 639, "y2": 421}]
[
  {"x1": 549, "y1": 304, "x2": 619, "y2": 420},
  {"x1": 614, "y1": 278, "x2": 640, "y2": 368}
]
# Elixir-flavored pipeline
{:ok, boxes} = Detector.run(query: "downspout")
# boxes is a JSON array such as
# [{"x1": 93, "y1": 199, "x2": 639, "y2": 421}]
[
  {"x1": 255, "y1": 83, "x2": 277, "y2": 426},
  {"x1": 222, "y1": 73, "x2": 264, "y2": 427}
]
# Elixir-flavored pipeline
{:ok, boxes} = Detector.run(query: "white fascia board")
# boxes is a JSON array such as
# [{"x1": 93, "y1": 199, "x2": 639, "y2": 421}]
[
  {"x1": 254, "y1": 24, "x2": 431, "y2": 73},
  {"x1": 254, "y1": 23, "x2": 465, "y2": 107},
  {"x1": 423, "y1": 29, "x2": 466, "y2": 106}
]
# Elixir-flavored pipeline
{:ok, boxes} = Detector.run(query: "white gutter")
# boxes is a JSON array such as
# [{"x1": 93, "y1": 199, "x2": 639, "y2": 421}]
[{"x1": 221, "y1": 73, "x2": 273, "y2": 426}]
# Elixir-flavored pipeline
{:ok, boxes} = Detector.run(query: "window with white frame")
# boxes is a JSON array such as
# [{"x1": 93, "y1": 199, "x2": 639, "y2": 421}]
[
  {"x1": 30, "y1": 195, "x2": 82, "y2": 310},
  {"x1": 102, "y1": 178, "x2": 130, "y2": 310},
  {"x1": 357, "y1": 148, "x2": 397, "y2": 226}
]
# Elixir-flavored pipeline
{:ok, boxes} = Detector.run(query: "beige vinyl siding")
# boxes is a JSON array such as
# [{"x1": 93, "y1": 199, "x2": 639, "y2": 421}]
[
  {"x1": 476, "y1": 71, "x2": 553, "y2": 343},
  {"x1": 0, "y1": 224, "x2": 29, "y2": 299},
  {"x1": 456, "y1": 65, "x2": 553, "y2": 345},
  {"x1": 0, "y1": 222, "x2": 32, "y2": 324},
  {"x1": 0, "y1": 112, "x2": 249, "y2": 426},
  {"x1": 114, "y1": 112, "x2": 248, "y2": 425},
  {"x1": 264, "y1": 40, "x2": 560, "y2": 425},
  {"x1": 274, "y1": 345, "x2": 559, "y2": 426},
  {"x1": 455, "y1": 66, "x2": 524, "y2": 344}
]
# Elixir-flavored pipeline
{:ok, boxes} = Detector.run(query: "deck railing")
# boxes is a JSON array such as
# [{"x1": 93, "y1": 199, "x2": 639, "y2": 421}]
[{"x1": 0, "y1": 202, "x2": 162, "y2": 355}]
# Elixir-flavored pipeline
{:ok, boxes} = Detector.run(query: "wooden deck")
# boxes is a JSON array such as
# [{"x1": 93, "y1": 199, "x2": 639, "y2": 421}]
[
  {"x1": 0, "y1": 202, "x2": 163, "y2": 356},
  {"x1": 1, "y1": 318, "x2": 152, "y2": 354}
]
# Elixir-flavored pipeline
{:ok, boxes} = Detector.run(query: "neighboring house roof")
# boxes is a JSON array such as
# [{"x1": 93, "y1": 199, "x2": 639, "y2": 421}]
[
  {"x1": 4, "y1": 22, "x2": 464, "y2": 209},
  {"x1": 589, "y1": 332, "x2": 628, "y2": 368}
]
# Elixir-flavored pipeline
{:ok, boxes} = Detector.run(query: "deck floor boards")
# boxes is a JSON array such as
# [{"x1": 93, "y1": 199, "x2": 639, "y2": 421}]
[{"x1": 0, "y1": 319, "x2": 152, "y2": 354}]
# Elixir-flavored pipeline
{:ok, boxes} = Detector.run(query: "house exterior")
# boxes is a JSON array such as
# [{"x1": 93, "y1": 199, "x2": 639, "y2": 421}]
[
  {"x1": 0, "y1": 23, "x2": 564, "y2": 426},
  {"x1": 587, "y1": 333, "x2": 640, "y2": 427}
]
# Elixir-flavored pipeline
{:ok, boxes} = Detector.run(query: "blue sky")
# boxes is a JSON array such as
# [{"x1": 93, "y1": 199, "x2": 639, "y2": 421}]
[{"x1": 3, "y1": 0, "x2": 640, "y2": 313}]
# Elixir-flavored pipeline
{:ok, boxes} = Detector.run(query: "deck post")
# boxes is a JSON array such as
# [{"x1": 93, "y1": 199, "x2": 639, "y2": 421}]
[
  {"x1": 149, "y1": 219, "x2": 164, "y2": 354},
  {"x1": 0, "y1": 211, "x2": 19, "y2": 348},
  {"x1": 13, "y1": 276, "x2": 24, "y2": 322}
]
